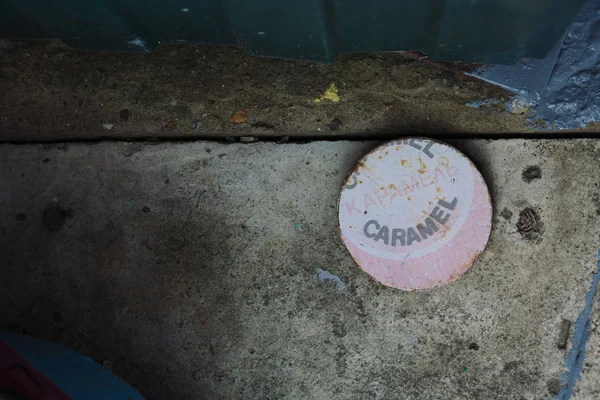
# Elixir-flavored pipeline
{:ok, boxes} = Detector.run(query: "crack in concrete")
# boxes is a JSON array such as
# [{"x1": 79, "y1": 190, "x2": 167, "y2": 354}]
[{"x1": 6, "y1": 132, "x2": 600, "y2": 146}]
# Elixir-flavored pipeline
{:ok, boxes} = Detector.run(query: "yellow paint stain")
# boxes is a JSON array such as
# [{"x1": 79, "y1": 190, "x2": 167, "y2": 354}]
[{"x1": 314, "y1": 83, "x2": 340, "y2": 103}]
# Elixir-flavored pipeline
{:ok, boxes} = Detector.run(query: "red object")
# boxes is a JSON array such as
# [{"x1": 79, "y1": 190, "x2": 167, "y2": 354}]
[{"x1": 0, "y1": 338, "x2": 71, "y2": 400}]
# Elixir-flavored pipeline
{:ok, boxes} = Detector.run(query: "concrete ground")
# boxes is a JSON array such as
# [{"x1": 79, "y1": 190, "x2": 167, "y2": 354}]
[{"x1": 1, "y1": 139, "x2": 600, "y2": 399}]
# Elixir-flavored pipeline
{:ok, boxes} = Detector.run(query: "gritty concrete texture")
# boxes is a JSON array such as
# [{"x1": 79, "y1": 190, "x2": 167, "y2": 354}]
[
  {"x1": 1, "y1": 139, "x2": 600, "y2": 399},
  {"x1": 0, "y1": 40, "x2": 537, "y2": 141}
]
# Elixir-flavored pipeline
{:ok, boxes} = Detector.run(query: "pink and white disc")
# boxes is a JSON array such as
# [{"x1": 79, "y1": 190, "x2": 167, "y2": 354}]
[{"x1": 338, "y1": 138, "x2": 492, "y2": 291}]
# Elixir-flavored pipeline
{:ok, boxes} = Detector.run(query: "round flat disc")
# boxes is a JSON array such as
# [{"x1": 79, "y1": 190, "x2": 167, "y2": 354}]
[{"x1": 338, "y1": 138, "x2": 492, "y2": 291}]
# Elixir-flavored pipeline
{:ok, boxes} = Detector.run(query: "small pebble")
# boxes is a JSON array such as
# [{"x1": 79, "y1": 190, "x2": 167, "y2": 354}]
[
  {"x1": 508, "y1": 97, "x2": 531, "y2": 115},
  {"x1": 240, "y1": 136, "x2": 258, "y2": 143},
  {"x1": 102, "y1": 123, "x2": 114, "y2": 130},
  {"x1": 557, "y1": 319, "x2": 572, "y2": 349},
  {"x1": 189, "y1": 119, "x2": 201, "y2": 130},
  {"x1": 328, "y1": 118, "x2": 342, "y2": 131}
]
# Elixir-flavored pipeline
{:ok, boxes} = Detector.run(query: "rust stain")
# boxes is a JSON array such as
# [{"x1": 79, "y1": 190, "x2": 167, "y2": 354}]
[
  {"x1": 417, "y1": 157, "x2": 427, "y2": 174},
  {"x1": 459, "y1": 252, "x2": 481, "y2": 274},
  {"x1": 357, "y1": 161, "x2": 374, "y2": 172},
  {"x1": 438, "y1": 222, "x2": 452, "y2": 238},
  {"x1": 404, "y1": 181, "x2": 421, "y2": 192},
  {"x1": 230, "y1": 109, "x2": 248, "y2": 123},
  {"x1": 435, "y1": 186, "x2": 446, "y2": 200},
  {"x1": 399, "y1": 159, "x2": 409, "y2": 167}
]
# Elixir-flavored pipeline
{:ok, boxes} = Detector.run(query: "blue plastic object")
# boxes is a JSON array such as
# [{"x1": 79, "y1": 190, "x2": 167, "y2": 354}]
[{"x1": 0, "y1": 331, "x2": 145, "y2": 400}]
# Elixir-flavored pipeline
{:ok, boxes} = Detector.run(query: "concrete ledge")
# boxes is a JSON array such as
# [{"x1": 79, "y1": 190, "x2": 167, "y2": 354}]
[{"x1": 0, "y1": 41, "x2": 533, "y2": 141}]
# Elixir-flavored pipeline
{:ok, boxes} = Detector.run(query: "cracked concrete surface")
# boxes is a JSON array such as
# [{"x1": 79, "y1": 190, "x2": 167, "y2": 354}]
[{"x1": 1, "y1": 139, "x2": 600, "y2": 399}]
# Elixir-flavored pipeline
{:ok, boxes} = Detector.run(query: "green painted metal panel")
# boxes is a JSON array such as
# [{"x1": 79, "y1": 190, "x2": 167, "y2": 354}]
[{"x1": 0, "y1": 0, "x2": 586, "y2": 64}]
